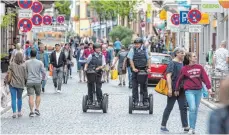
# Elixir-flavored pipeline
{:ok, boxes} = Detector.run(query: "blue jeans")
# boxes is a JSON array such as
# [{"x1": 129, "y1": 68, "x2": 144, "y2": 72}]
[
  {"x1": 127, "y1": 67, "x2": 132, "y2": 87},
  {"x1": 42, "y1": 80, "x2": 46, "y2": 89},
  {"x1": 9, "y1": 86, "x2": 23, "y2": 113},
  {"x1": 185, "y1": 90, "x2": 202, "y2": 129}
]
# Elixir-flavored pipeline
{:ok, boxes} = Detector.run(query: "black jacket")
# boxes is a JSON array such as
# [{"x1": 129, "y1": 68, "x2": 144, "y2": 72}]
[{"x1": 50, "y1": 51, "x2": 66, "y2": 68}]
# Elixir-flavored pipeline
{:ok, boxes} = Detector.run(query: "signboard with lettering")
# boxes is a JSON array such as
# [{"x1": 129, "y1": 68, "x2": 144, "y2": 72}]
[
  {"x1": 201, "y1": 0, "x2": 221, "y2": 12},
  {"x1": 189, "y1": 25, "x2": 202, "y2": 33},
  {"x1": 18, "y1": 9, "x2": 32, "y2": 18}
]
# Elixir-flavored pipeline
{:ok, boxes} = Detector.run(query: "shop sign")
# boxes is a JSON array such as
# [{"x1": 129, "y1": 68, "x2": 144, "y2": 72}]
[{"x1": 201, "y1": 0, "x2": 221, "y2": 12}]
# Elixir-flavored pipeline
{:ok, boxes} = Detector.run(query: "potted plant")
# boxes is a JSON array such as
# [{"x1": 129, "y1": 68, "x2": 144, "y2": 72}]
[
  {"x1": 1, "y1": 53, "x2": 9, "y2": 73},
  {"x1": 73, "y1": 15, "x2": 79, "y2": 22}
]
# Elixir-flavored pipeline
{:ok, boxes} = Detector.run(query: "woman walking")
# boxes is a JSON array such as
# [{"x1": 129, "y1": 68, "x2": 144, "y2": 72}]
[
  {"x1": 7, "y1": 52, "x2": 27, "y2": 118},
  {"x1": 175, "y1": 52, "x2": 212, "y2": 134},
  {"x1": 112, "y1": 45, "x2": 128, "y2": 86},
  {"x1": 160, "y1": 47, "x2": 189, "y2": 133}
]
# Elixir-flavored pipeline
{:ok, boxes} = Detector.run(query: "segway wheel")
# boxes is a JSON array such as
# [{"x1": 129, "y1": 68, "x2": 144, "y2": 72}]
[
  {"x1": 129, "y1": 96, "x2": 133, "y2": 114},
  {"x1": 82, "y1": 95, "x2": 88, "y2": 112},
  {"x1": 102, "y1": 94, "x2": 108, "y2": 113},
  {"x1": 149, "y1": 94, "x2": 153, "y2": 114}
]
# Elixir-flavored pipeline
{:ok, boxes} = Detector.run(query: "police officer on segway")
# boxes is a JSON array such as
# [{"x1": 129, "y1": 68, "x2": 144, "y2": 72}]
[
  {"x1": 127, "y1": 38, "x2": 151, "y2": 106},
  {"x1": 84, "y1": 43, "x2": 106, "y2": 106}
]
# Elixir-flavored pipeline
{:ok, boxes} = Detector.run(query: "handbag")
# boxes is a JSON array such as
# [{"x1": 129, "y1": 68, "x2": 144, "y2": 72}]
[
  {"x1": 111, "y1": 69, "x2": 118, "y2": 80},
  {"x1": 4, "y1": 70, "x2": 12, "y2": 84},
  {"x1": 154, "y1": 78, "x2": 168, "y2": 95}
]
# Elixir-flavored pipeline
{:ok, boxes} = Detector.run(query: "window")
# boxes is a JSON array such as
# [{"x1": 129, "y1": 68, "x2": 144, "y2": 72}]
[
  {"x1": 86, "y1": 5, "x2": 91, "y2": 18},
  {"x1": 151, "y1": 56, "x2": 171, "y2": 64}
]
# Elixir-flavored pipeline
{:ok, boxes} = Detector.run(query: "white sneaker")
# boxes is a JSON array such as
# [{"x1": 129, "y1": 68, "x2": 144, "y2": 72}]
[
  {"x1": 188, "y1": 129, "x2": 195, "y2": 134},
  {"x1": 57, "y1": 90, "x2": 61, "y2": 93}
]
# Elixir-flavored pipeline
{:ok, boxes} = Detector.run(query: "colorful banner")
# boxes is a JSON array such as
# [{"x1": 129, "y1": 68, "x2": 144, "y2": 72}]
[{"x1": 146, "y1": 4, "x2": 152, "y2": 22}]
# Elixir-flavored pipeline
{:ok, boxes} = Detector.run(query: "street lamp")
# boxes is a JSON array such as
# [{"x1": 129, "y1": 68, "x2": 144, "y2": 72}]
[{"x1": 89, "y1": 17, "x2": 93, "y2": 36}]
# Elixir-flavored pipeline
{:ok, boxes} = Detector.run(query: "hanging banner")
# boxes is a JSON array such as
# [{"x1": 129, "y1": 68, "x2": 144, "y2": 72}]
[
  {"x1": 159, "y1": 9, "x2": 167, "y2": 20},
  {"x1": 146, "y1": 4, "x2": 152, "y2": 22}
]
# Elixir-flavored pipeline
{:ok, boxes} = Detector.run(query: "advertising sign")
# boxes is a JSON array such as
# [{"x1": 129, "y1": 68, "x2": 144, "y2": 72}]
[
  {"x1": 18, "y1": 18, "x2": 32, "y2": 32},
  {"x1": 171, "y1": 14, "x2": 180, "y2": 25},
  {"x1": 201, "y1": 0, "x2": 221, "y2": 12},
  {"x1": 18, "y1": 0, "x2": 33, "y2": 9},
  {"x1": 188, "y1": 9, "x2": 202, "y2": 24},
  {"x1": 219, "y1": 0, "x2": 229, "y2": 8},
  {"x1": 31, "y1": 14, "x2": 43, "y2": 26},
  {"x1": 31, "y1": 1, "x2": 43, "y2": 14},
  {"x1": 180, "y1": 11, "x2": 189, "y2": 24},
  {"x1": 18, "y1": 9, "x2": 32, "y2": 18}
]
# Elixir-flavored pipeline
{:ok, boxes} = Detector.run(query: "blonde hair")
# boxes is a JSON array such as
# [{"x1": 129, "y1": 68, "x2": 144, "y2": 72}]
[{"x1": 16, "y1": 43, "x2": 21, "y2": 50}]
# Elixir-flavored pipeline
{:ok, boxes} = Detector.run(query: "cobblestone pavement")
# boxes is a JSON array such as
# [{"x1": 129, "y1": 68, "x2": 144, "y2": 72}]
[{"x1": 1, "y1": 69, "x2": 212, "y2": 134}]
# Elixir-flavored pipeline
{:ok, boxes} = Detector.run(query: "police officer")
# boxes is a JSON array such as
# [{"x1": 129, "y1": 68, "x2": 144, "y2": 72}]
[
  {"x1": 127, "y1": 38, "x2": 151, "y2": 106},
  {"x1": 84, "y1": 43, "x2": 106, "y2": 105}
]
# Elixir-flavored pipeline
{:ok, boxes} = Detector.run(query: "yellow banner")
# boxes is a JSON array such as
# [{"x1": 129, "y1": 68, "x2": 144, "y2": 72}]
[
  {"x1": 160, "y1": 9, "x2": 167, "y2": 20},
  {"x1": 147, "y1": 4, "x2": 152, "y2": 18},
  {"x1": 199, "y1": 13, "x2": 209, "y2": 24}
]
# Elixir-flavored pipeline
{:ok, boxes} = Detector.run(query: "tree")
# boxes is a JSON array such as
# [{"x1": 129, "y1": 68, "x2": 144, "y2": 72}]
[
  {"x1": 109, "y1": 26, "x2": 134, "y2": 47},
  {"x1": 0, "y1": 13, "x2": 16, "y2": 28},
  {"x1": 54, "y1": 0, "x2": 71, "y2": 20}
]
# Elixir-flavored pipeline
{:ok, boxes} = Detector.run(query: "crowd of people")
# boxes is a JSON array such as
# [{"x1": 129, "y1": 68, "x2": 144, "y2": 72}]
[{"x1": 2, "y1": 34, "x2": 229, "y2": 134}]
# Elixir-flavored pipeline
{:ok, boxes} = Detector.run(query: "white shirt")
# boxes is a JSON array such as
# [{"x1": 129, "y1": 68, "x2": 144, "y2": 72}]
[
  {"x1": 214, "y1": 48, "x2": 229, "y2": 71},
  {"x1": 56, "y1": 51, "x2": 61, "y2": 65}
]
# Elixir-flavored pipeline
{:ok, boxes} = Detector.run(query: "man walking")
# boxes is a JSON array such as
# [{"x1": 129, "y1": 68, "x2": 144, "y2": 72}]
[
  {"x1": 114, "y1": 38, "x2": 122, "y2": 56},
  {"x1": 36, "y1": 44, "x2": 49, "y2": 92},
  {"x1": 50, "y1": 44, "x2": 66, "y2": 92},
  {"x1": 213, "y1": 40, "x2": 229, "y2": 72},
  {"x1": 25, "y1": 49, "x2": 46, "y2": 117}
]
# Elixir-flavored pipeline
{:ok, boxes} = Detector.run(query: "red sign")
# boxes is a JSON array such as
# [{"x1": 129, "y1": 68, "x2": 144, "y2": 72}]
[
  {"x1": 188, "y1": 9, "x2": 202, "y2": 24},
  {"x1": 18, "y1": 0, "x2": 33, "y2": 9},
  {"x1": 43, "y1": 15, "x2": 52, "y2": 25},
  {"x1": 31, "y1": 1, "x2": 43, "y2": 14},
  {"x1": 18, "y1": 18, "x2": 32, "y2": 33},
  {"x1": 171, "y1": 14, "x2": 180, "y2": 25},
  {"x1": 31, "y1": 14, "x2": 43, "y2": 26},
  {"x1": 57, "y1": 15, "x2": 65, "y2": 24}
]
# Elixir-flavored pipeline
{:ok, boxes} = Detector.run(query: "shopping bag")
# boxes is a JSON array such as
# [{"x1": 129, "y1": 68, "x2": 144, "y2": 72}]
[
  {"x1": 154, "y1": 78, "x2": 168, "y2": 96},
  {"x1": 49, "y1": 64, "x2": 53, "y2": 76},
  {"x1": 111, "y1": 70, "x2": 118, "y2": 80}
]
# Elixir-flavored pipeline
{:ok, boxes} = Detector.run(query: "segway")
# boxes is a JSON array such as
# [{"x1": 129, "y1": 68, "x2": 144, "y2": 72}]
[
  {"x1": 82, "y1": 69, "x2": 109, "y2": 113},
  {"x1": 129, "y1": 70, "x2": 154, "y2": 114}
]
